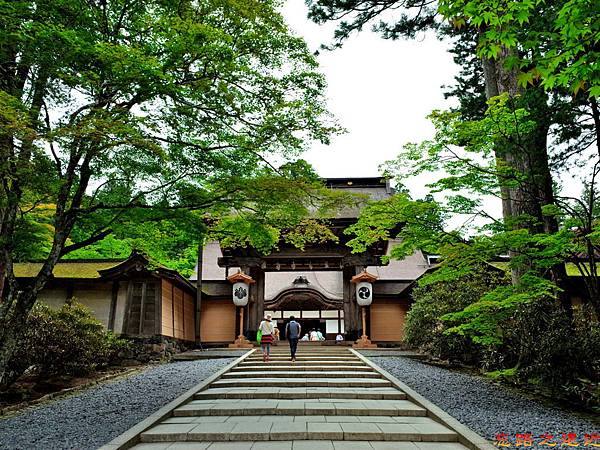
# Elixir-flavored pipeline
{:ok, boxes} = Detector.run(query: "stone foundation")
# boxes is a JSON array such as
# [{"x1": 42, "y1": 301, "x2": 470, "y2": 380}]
[{"x1": 119, "y1": 335, "x2": 192, "y2": 364}]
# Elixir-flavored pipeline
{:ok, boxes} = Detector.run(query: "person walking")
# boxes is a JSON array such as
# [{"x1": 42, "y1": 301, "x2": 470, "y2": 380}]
[
  {"x1": 285, "y1": 316, "x2": 301, "y2": 362},
  {"x1": 316, "y1": 329, "x2": 324, "y2": 341},
  {"x1": 258, "y1": 314, "x2": 275, "y2": 362}
]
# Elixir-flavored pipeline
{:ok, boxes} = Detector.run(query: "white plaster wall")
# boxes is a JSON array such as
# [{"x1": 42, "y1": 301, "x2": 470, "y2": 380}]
[
  {"x1": 192, "y1": 239, "x2": 433, "y2": 296},
  {"x1": 190, "y1": 241, "x2": 239, "y2": 281},
  {"x1": 73, "y1": 282, "x2": 113, "y2": 328},
  {"x1": 37, "y1": 288, "x2": 67, "y2": 309},
  {"x1": 265, "y1": 271, "x2": 343, "y2": 301}
]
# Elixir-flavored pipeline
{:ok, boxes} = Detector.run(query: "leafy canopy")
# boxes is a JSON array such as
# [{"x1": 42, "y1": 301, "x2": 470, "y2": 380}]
[{"x1": 3, "y1": 0, "x2": 343, "y2": 270}]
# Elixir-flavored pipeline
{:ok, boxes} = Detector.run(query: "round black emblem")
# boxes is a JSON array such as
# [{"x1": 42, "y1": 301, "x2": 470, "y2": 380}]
[{"x1": 358, "y1": 286, "x2": 371, "y2": 299}]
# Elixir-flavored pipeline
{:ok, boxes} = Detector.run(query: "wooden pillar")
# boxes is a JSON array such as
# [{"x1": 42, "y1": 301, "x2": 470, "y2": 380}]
[
  {"x1": 248, "y1": 267, "x2": 265, "y2": 334},
  {"x1": 352, "y1": 306, "x2": 376, "y2": 348},
  {"x1": 139, "y1": 282, "x2": 147, "y2": 335},
  {"x1": 195, "y1": 244, "x2": 203, "y2": 346},
  {"x1": 154, "y1": 280, "x2": 161, "y2": 336},
  {"x1": 229, "y1": 305, "x2": 253, "y2": 348},
  {"x1": 256, "y1": 269, "x2": 265, "y2": 332},
  {"x1": 342, "y1": 266, "x2": 360, "y2": 340},
  {"x1": 122, "y1": 281, "x2": 133, "y2": 335},
  {"x1": 108, "y1": 281, "x2": 119, "y2": 332}
]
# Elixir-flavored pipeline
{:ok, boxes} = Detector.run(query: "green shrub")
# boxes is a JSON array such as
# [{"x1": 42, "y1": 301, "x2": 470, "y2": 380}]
[
  {"x1": 408, "y1": 267, "x2": 600, "y2": 407},
  {"x1": 405, "y1": 266, "x2": 505, "y2": 364},
  {"x1": 503, "y1": 301, "x2": 600, "y2": 404},
  {"x1": 14, "y1": 301, "x2": 131, "y2": 379},
  {"x1": 485, "y1": 367, "x2": 518, "y2": 381}
]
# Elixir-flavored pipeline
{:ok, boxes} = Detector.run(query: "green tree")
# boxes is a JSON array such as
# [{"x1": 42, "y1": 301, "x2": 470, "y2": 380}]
[
  {"x1": 406, "y1": 266, "x2": 505, "y2": 364},
  {"x1": 0, "y1": 0, "x2": 341, "y2": 389},
  {"x1": 312, "y1": 0, "x2": 600, "y2": 394},
  {"x1": 307, "y1": 0, "x2": 598, "y2": 290},
  {"x1": 348, "y1": 96, "x2": 600, "y2": 341}
]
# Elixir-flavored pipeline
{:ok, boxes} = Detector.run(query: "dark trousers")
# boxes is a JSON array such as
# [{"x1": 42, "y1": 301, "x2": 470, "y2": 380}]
[{"x1": 288, "y1": 337, "x2": 298, "y2": 358}]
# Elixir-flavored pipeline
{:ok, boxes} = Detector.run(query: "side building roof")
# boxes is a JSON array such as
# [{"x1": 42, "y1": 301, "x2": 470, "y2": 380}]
[
  {"x1": 14, "y1": 251, "x2": 196, "y2": 293},
  {"x1": 14, "y1": 260, "x2": 122, "y2": 279}
]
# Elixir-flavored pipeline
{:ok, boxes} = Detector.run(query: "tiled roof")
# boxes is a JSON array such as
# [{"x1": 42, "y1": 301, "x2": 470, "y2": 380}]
[
  {"x1": 14, "y1": 260, "x2": 122, "y2": 279},
  {"x1": 489, "y1": 261, "x2": 586, "y2": 277}
]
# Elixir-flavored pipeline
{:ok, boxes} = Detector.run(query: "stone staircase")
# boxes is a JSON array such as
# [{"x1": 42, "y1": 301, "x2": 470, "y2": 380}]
[{"x1": 127, "y1": 347, "x2": 477, "y2": 449}]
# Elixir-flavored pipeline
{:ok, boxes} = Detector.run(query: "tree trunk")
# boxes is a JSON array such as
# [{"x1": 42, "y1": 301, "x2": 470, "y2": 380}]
[
  {"x1": 481, "y1": 48, "x2": 571, "y2": 313},
  {"x1": 0, "y1": 288, "x2": 36, "y2": 390}
]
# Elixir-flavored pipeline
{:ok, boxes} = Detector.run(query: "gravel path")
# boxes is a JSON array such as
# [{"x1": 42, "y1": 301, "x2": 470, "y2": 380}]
[
  {"x1": 0, "y1": 358, "x2": 237, "y2": 450},
  {"x1": 369, "y1": 355, "x2": 599, "y2": 449}
]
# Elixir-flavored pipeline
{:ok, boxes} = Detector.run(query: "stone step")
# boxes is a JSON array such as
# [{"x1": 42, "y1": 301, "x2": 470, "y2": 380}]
[
  {"x1": 163, "y1": 415, "x2": 436, "y2": 425},
  {"x1": 254, "y1": 352, "x2": 354, "y2": 356},
  {"x1": 233, "y1": 365, "x2": 373, "y2": 372},
  {"x1": 195, "y1": 387, "x2": 407, "y2": 400},
  {"x1": 268, "y1": 348, "x2": 352, "y2": 353},
  {"x1": 239, "y1": 360, "x2": 366, "y2": 367},
  {"x1": 246, "y1": 352, "x2": 360, "y2": 361},
  {"x1": 268, "y1": 347, "x2": 350, "y2": 350},
  {"x1": 236, "y1": 355, "x2": 365, "y2": 367},
  {"x1": 172, "y1": 399, "x2": 426, "y2": 417},
  {"x1": 245, "y1": 359, "x2": 360, "y2": 364},
  {"x1": 108, "y1": 333, "x2": 480, "y2": 450},
  {"x1": 222, "y1": 371, "x2": 381, "y2": 380},
  {"x1": 140, "y1": 415, "x2": 455, "y2": 443},
  {"x1": 134, "y1": 440, "x2": 469, "y2": 450},
  {"x1": 211, "y1": 377, "x2": 393, "y2": 389}
]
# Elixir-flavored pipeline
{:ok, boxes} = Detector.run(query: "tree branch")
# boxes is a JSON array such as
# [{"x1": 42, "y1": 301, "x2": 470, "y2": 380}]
[{"x1": 60, "y1": 228, "x2": 113, "y2": 256}]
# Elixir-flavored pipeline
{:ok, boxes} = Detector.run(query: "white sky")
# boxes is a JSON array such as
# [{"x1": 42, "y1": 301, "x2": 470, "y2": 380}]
[
  {"x1": 280, "y1": 0, "x2": 506, "y2": 227},
  {"x1": 280, "y1": 0, "x2": 585, "y2": 228},
  {"x1": 281, "y1": 0, "x2": 459, "y2": 192}
]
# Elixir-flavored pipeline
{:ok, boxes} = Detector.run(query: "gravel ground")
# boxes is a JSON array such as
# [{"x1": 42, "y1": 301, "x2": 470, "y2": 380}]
[
  {"x1": 370, "y1": 355, "x2": 599, "y2": 449},
  {"x1": 0, "y1": 358, "x2": 236, "y2": 450}
]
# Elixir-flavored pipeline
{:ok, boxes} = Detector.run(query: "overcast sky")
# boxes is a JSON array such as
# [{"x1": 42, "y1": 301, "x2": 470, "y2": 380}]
[
  {"x1": 280, "y1": 1, "x2": 585, "y2": 222},
  {"x1": 281, "y1": 0, "x2": 459, "y2": 188}
]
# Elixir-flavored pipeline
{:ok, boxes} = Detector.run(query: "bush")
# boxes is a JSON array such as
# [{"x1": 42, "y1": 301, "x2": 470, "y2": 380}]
[
  {"x1": 407, "y1": 267, "x2": 600, "y2": 408},
  {"x1": 13, "y1": 301, "x2": 131, "y2": 379},
  {"x1": 405, "y1": 267, "x2": 505, "y2": 364},
  {"x1": 502, "y1": 301, "x2": 600, "y2": 405}
]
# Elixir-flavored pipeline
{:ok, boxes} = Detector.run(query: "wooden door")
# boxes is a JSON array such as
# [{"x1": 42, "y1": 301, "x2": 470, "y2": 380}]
[
  {"x1": 370, "y1": 298, "x2": 409, "y2": 342},
  {"x1": 200, "y1": 299, "x2": 236, "y2": 342},
  {"x1": 124, "y1": 280, "x2": 157, "y2": 336}
]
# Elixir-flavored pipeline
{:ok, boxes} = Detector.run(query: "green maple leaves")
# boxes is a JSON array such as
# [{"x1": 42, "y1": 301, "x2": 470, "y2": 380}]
[{"x1": 440, "y1": 0, "x2": 600, "y2": 97}]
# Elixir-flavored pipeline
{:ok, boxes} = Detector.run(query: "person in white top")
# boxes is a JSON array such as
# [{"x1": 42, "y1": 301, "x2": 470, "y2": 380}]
[
  {"x1": 336, "y1": 333, "x2": 344, "y2": 344},
  {"x1": 258, "y1": 314, "x2": 275, "y2": 362}
]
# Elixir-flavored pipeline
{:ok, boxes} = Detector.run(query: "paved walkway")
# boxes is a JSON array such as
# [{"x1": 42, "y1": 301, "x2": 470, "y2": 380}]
[{"x1": 120, "y1": 347, "x2": 488, "y2": 449}]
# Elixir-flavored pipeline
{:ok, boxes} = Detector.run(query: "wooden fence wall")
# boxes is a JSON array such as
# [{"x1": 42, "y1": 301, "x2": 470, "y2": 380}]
[
  {"x1": 161, "y1": 279, "x2": 195, "y2": 342},
  {"x1": 370, "y1": 298, "x2": 409, "y2": 342},
  {"x1": 200, "y1": 299, "x2": 235, "y2": 343}
]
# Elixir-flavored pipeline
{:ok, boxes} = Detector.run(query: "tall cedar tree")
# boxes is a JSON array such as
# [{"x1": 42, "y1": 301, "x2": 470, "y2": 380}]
[{"x1": 306, "y1": 0, "x2": 599, "y2": 304}]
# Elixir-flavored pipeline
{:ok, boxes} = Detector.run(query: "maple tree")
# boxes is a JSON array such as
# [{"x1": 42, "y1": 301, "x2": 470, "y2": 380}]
[{"x1": 0, "y1": 0, "x2": 341, "y2": 389}]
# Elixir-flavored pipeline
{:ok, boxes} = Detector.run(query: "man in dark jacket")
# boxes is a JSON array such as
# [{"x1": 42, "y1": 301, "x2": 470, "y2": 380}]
[{"x1": 285, "y1": 316, "x2": 301, "y2": 362}]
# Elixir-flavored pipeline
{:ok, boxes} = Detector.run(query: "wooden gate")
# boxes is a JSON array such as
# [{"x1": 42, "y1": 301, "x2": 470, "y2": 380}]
[
  {"x1": 370, "y1": 298, "x2": 409, "y2": 342},
  {"x1": 200, "y1": 299, "x2": 236, "y2": 343}
]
